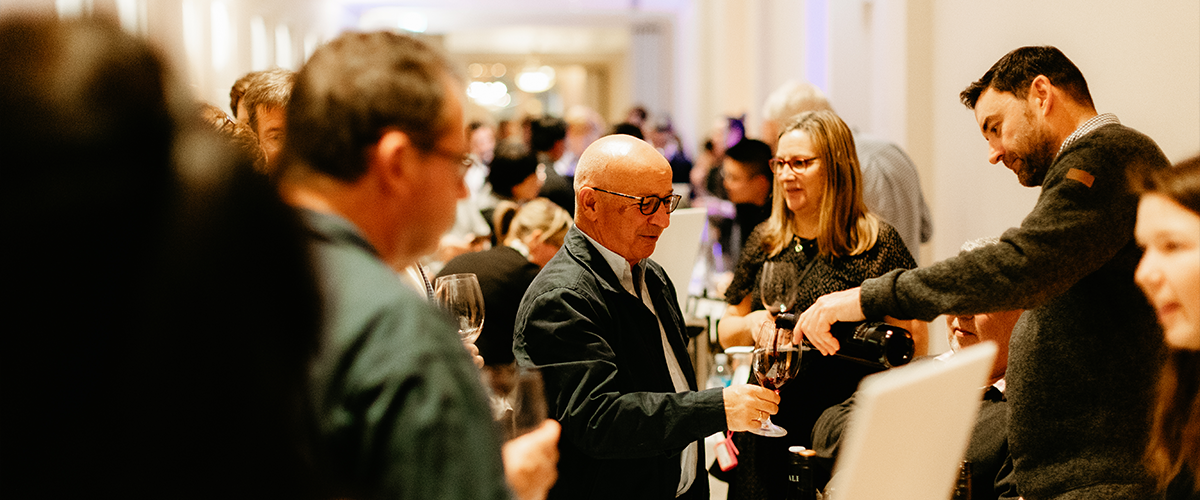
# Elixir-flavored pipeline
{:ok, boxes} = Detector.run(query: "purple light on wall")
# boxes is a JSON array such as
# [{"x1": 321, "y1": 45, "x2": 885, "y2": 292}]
[{"x1": 805, "y1": 0, "x2": 828, "y2": 94}]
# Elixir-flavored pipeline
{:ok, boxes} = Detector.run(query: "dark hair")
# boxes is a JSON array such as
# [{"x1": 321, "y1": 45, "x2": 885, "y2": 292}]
[
  {"x1": 467, "y1": 120, "x2": 490, "y2": 137},
  {"x1": 243, "y1": 68, "x2": 295, "y2": 135},
  {"x1": 1, "y1": 16, "x2": 322, "y2": 498},
  {"x1": 531, "y1": 116, "x2": 567, "y2": 152},
  {"x1": 488, "y1": 141, "x2": 539, "y2": 198},
  {"x1": 1137, "y1": 156, "x2": 1200, "y2": 490},
  {"x1": 286, "y1": 31, "x2": 457, "y2": 182},
  {"x1": 1131, "y1": 155, "x2": 1200, "y2": 215},
  {"x1": 609, "y1": 122, "x2": 644, "y2": 140},
  {"x1": 725, "y1": 138, "x2": 774, "y2": 179},
  {"x1": 960, "y1": 46, "x2": 1094, "y2": 110}
]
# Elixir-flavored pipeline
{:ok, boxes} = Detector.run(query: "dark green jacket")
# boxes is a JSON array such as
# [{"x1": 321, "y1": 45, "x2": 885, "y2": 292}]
[{"x1": 303, "y1": 210, "x2": 510, "y2": 500}]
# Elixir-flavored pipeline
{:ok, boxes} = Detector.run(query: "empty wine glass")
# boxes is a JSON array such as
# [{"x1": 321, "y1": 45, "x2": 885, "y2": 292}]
[
  {"x1": 758, "y1": 260, "x2": 799, "y2": 315},
  {"x1": 749, "y1": 319, "x2": 802, "y2": 437},
  {"x1": 434, "y1": 273, "x2": 485, "y2": 343}
]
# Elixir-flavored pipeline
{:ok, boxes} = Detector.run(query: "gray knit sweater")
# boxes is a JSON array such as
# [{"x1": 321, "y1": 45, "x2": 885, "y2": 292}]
[{"x1": 860, "y1": 124, "x2": 1169, "y2": 498}]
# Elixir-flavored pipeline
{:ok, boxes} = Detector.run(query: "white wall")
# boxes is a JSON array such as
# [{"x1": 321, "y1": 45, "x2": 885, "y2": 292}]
[
  {"x1": 925, "y1": 0, "x2": 1200, "y2": 267},
  {"x1": 816, "y1": 0, "x2": 1200, "y2": 353}
]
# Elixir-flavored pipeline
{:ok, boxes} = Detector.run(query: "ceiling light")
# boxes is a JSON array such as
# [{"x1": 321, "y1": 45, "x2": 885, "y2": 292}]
[{"x1": 516, "y1": 65, "x2": 556, "y2": 93}]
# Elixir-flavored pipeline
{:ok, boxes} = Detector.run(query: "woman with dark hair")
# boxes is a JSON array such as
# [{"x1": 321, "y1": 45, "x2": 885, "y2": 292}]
[
  {"x1": 478, "y1": 142, "x2": 544, "y2": 241},
  {"x1": 715, "y1": 110, "x2": 921, "y2": 500},
  {"x1": 1133, "y1": 155, "x2": 1200, "y2": 500}
]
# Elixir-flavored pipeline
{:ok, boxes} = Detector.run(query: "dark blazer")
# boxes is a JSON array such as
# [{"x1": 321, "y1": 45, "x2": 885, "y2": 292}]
[
  {"x1": 438, "y1": 245, "x2": 540, "y2": 366},
  {"x1": 514, "y1": 226, "x2": 727, "y2": 500}
]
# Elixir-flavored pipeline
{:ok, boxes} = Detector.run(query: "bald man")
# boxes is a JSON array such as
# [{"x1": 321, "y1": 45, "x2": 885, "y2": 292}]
[{"x1": 514, "y1": 135, "x2": 779, "y2": 500}]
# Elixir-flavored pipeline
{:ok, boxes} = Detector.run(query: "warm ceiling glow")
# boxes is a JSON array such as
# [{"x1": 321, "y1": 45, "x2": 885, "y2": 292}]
[
  {"x1": 467, "y1": 81, "x2": 511, "y2": 109},
  {"x1": 516, "y1": 65, "x2": 556, "y2": 93}
]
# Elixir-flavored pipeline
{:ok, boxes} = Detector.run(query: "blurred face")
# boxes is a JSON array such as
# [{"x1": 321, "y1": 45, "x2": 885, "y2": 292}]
[
  {"x1": 526, "y1": 230, "x2": 566, "y2": 269},
  {"x1": 254, "y1": 105, "x2": 286, "y2": 172},
  {"x1": 722, "y1": 158, "x2": 767, "y2": 205},
  {"x1": 946, "y1": 309, "x2": 1022, "y2": 380},
  {"x1": 469, "y1": 126, "x2": 495, "y2": 164},
  {"x1": 774, "y1": 130, "x2": 826, "y2": 224},
  {"x1": 512, "y1": 171, "x2": 544, "y2": 202},
  {"x1": 973, "y1": 88, "x2": 1056, "y2": 187},
  {"x1": 410, "y1": 82, "x2": 470, "y2": 257},
  {"x1": 1135, "y1": 194, "x2": 1200, "y2": 350}
]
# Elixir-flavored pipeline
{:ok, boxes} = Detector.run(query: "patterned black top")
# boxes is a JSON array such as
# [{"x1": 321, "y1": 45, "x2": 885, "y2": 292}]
[{"x1": 723, "y1": 220, "x2": 916, "y2": 500}]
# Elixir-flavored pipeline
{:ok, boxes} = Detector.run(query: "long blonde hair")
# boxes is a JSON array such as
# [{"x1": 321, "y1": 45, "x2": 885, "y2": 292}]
[{"x1": 761, "y1": 110, "x2": 879, "y2": 258}]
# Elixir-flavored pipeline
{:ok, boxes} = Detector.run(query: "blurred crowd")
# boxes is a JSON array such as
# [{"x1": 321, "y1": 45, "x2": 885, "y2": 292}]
[{"x1": 2, "y1": 12, "x2": 1197, "y2": 500}]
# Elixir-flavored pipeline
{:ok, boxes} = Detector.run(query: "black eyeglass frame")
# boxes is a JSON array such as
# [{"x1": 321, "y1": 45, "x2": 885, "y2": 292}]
[
  {"x1": 589, "y1": 186, "x2": 682, "y2": 216},
  {"x1": 769, "y1": 156, "x2": 821, "y2": 175}
]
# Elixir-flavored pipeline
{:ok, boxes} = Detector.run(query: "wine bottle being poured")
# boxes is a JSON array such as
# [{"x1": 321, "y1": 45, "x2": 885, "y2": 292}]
[{"x1": 774, "y1": 313, "x2": 914, "y2": 369}]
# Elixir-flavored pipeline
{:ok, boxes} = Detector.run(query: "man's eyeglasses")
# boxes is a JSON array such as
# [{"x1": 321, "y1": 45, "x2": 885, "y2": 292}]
[
  {"x1": 769, "y1": 156, "x2": 820, "y2": 175},
  {"x1": 589, "y1": 187, "x2": 682, "y2": 215},
  {"x1": 426, "y1": 147, "x2": 473, "y2": 179}
]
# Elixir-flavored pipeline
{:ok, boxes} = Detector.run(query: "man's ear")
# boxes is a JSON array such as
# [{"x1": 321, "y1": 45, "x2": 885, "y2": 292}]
[
  {"x1": 1029, "y1": 75, "x2": 1054, "y2": 116},
  {"x1": 578, "y1": 187, "x2": 599, "y2": 222},
  {"x1": 370, "y1": 129, "x2": 416, "y2": 192}
]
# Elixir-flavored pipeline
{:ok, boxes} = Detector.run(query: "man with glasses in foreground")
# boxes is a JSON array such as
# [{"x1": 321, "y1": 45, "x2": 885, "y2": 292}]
[
  {"x1": 279, "y1": 31, "x2": 558, "y2": 500},
  {"x1": 514, "y1": 134, "x2": 780, "y2": 500}
]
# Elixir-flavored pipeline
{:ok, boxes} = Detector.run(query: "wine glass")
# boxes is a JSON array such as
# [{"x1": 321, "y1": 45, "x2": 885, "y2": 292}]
[
  {"x1": 434, "y1": 273, "x2": 485, "y2": 343},
  {"x1": 758, "y1": 261, "x2": 799, "y2": 316},
  {"x1": 749, "y1": 319, "x2": 802, "y2": 437},
  {"x1": 507, "y1": 367, "x2": 548, "y2": 440}
]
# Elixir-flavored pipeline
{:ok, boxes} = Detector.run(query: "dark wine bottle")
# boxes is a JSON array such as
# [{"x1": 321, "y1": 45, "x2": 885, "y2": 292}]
[
  {"x1": 775, "y1": 313, "x2": 914, "y2": 368},
  {"x1": 785, "y1": 446, "x2": 817, "y2": 500}
]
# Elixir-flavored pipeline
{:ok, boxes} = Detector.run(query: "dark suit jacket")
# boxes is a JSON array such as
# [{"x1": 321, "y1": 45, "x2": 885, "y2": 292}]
[
  {"x1": 438, "y1": 245, "x2": 540, "y2": 366},
  {"x1": 514, "y1": 226, "x2": 727, "y2": 500}
]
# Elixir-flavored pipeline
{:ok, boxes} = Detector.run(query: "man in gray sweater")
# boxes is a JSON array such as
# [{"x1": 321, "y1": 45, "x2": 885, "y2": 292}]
[{"x1": 797, "y1": 46, "x2": 1170, "y2": 499}]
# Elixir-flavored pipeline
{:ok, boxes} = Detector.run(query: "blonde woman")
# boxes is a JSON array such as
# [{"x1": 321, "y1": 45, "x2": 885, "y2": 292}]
[
  {"x1": 438, "y1": 197, "x2": 571, "y2": 387},
  {"x1": 716, "y1": 110, "x2": 920, "y2": 500}
]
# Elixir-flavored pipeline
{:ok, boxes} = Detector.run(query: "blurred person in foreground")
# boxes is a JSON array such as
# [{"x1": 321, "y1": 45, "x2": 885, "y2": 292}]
[
  {"x1": 2, "y1": 16, "x2": 323, "y2": 499},
  {"x1": 798, "y1": 45, "x2": 1171, "y2": 499},
  {"x1": 1133, "y1": 156, "x2": 1200, "y2": 500},
  {"x1": 514, "y1": 134, "x2": 780, "y2": 500},
  {"x1": 762, "y1": 80, "x2": 932, "y2": 262},
  {"x1": 813, "y1": 237, "x2": 1021, "y2": 500},
  {"x1": 277, "y1": 30, "x2": 558, "y2": 500},
  {"x1": 715, "y1": 111, "x2": 921, "y2": 500}
]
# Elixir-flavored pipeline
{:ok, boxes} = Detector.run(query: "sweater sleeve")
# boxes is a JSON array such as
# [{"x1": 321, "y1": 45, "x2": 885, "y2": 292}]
[{"x1": 861, "y1": 126, "x2": 1165, "y2": 321}]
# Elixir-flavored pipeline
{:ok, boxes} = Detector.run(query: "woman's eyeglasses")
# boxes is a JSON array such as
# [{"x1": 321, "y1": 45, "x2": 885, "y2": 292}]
[{"x1": 769, "y1": 156, "x2": 820, "y2": 175}]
